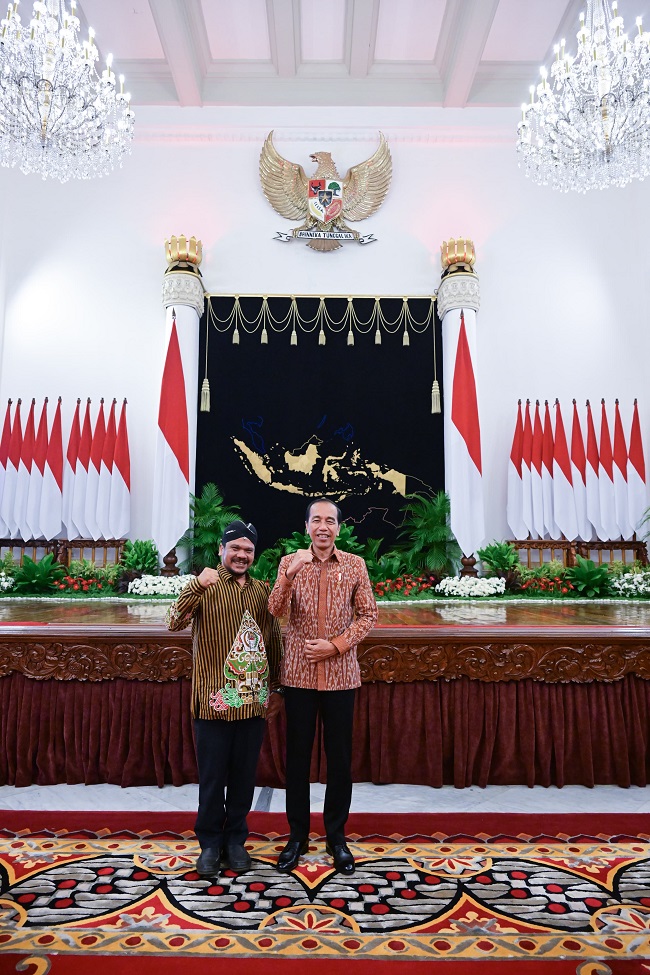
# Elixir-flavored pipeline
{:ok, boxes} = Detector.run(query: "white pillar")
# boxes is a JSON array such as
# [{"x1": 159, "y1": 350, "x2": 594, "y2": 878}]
[{"x1": 438, "y1": 240, "x2": 484, "y2": 564}]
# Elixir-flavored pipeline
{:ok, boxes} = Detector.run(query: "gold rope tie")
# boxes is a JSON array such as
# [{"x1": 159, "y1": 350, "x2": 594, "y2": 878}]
[
  {"x1": 431, "y1": 380, "x2": 441, "y2": 415},
  {"x1": 318, "y1": 328, "x2": 326, "y2": 345},
  {"x1": 261, "y1": 326, "x2": 268, "y2": 344},
  {"x1": 375, "y1": 326, "x2": 381, "y2": 345}
]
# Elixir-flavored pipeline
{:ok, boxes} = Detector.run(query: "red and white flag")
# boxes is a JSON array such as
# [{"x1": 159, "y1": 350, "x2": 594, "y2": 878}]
[
  {"x1": 0, "y1": 399, "x2": 22, "y2": 538},
  {"x1": 445, "y1": 308, "x2": 484, "y2": 557},
  {"x1": 71, "y1": 400, "x2": 92, "y2": 539},
  {"x1": 552, "y1": 400, "x2": 578, "y2": 540},
  {"x1": 542, "y1": 401, "x2": 559, "y2": 538},
  {"x1": 585, "y1": 401, "x2": 604, "y2": 541},
  {"x1": 39, "y1": 397, "x2": 63, "y2": 540},
  {"x1": 570, "y1": 400, "x2": 592, "y2": 541},
  {"x1": 507, "y1": 400, "x2": 527, "y2": 539},
  {"x1": 16, "y1": 398, "x2": 35, "y2": 540},
  {"x1": 628, "y1": 399, "x2": 647, "y2": 535},
  {"x1": 531, "y1": 402, "x2": 545, "y2": 538},
  {"x1": 521, "y1": 400, "x2": 535, "y2": 538},
  {"x1": 598, "y1": 400, "x2": 618, "y2": 540},
  {"x1": 109, "y1": 399, "x2": 130, "y2": 539},
  {"x1": 152, "y1": 316, "x2": 191, "y2": 559},
  {"x1": 0, "y1": 400, "x2": 12, "y2": 538},
  {"x1": 62, "y1": 399, "x2": 81, "y2": 538},
  {"x1": 85, "y1": 400, "x2": 106, "y2": 541},
  {"x1": 97, "y1": 399, "x2": 116, "y2": 539},
  {"x1": 26, "y1": 399, "x2": 48, "y2": 540},
  {"x1": 612, "y1": 400, "x2": 633, "y2": 539}
]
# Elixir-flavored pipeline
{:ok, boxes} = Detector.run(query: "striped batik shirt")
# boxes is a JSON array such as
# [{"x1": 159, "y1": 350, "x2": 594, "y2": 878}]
[
  {"x1": 268, "y1": 547, "x2": 377, "y2": 691},
  {"x1": 168, "y1": 565, "x2": 282, "y2": 721}
]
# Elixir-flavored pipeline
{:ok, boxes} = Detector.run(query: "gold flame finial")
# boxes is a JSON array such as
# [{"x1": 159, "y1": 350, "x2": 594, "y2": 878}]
[
  {"x1": 440, "y1": 238, "x2": 476, "y2": 272},
  {"x1": 165, "y1": 235, "x2": 203, "y2": 273}
]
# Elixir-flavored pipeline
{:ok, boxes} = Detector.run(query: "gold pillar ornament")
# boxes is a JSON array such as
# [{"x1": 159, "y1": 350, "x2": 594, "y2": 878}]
[
  {"x1": 440, "y1": 238, "x2": 476, "y2": 274},
  {"x1": 165, "y1": 235, "x2": 203, "y2": 274}
]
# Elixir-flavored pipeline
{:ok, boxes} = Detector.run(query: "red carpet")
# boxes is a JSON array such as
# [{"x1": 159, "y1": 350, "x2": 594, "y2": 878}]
[{"x1": 1, "y1": 813, "x2": 650, "y2": 973}]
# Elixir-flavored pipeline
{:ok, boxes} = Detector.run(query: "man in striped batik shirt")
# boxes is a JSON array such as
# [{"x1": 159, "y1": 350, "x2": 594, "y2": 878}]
[{"x1": 168, "y1": 520, "x2": 282, "y2": 878}]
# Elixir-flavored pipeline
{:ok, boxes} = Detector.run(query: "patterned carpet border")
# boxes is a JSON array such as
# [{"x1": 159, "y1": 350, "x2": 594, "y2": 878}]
[{"x1": 2, "y1": 815, "x2": 650, "y2": 967}]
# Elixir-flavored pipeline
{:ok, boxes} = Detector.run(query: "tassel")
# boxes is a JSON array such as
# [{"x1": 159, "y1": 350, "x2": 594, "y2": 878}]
[
  {"x1": 431, "y1": 380, "x2": 441, "y2": 414},
  {"x1": 403, "y1": 329, "x2": 410, "y2": 347},
  {"x1": 318, "y1": 328, "x2": 326, "y2": 346},
  {"x1": 290, "y1": 328, "x2": 297, "y2": 346},
  {"x1": 232, "y1": 328, "x2": 240, "y2": 345},
  {"x1": 200, "y1": 378, "x2": 210, "y2": 412},
  {"x1": 347, "y1": 329, "x2": 354, "y2": 346},
  {"x1": 375, "y1": 327, "x2": 381, "y2": 345},
  {"x1": 261, "y1": 326, "x2": 268, "y2": 344}
]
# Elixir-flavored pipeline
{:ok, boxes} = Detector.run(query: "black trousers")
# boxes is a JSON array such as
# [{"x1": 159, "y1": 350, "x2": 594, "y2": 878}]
[
  {"x1": 284, "y1": 687, "x2": 355, "y2": 845},
  {"x1": 193, "y1": 716, "x2": 266, "y2": 852}
]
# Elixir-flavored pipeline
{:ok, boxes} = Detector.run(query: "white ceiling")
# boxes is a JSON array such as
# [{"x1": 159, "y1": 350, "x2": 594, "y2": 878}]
[{"x1": 75, "y1": 0, "x2": 650, "y2": 108}]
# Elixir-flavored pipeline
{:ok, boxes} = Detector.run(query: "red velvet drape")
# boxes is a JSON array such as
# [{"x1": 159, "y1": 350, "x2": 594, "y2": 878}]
[{"x1": 2, "y1": 674, "x2": 649, "y2": 789}]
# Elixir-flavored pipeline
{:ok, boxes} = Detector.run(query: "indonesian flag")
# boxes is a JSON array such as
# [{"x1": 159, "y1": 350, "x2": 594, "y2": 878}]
[
  {"x1": 0, "y1": 400, "x2": 12, "y2": 537},
  {"x1": 109, "y1": 399, "x2": 130, "y2": 539},
  {"x1": 152, "y1": 316, "x2": 191, "y2": 559},
  {"x1": 531, "y1": 402, "x2": 545, "y2": 538},
  {"x1": 26, "y1": 399, "x2": 48, "y2": 540},
  {"x1": 570, "y1": 400, "x2": 592, "y2": 541},
  {"x1": 507, "y1": 401, "x2": 527, "y2": 539},
  {"x1": 85, "y1": 400, "x2": 106, "y2": 541},
  {"x1": 628, "y1": 400, "x2": 647, "y2": 535},
  {"x1": 39, "y1": 397, "x2": 63, "y2": 540},
  {"x1": 585, "y1": 401, "x2": 605, "y2": 541},
  {"x1": 16, "y1": 398, "x2": 35, "y2": 540},
  {"x1": 71, "y1": 400, "x2": 92, "y2": 538},
  {"x1": 542, "y1": 401, "x2": 559, "y2": 538},
  {"x1": 97, "y1": 399, "x2": 116, "y2": 539},
  {"x1": 0, "y1": 399, "x2": 22, "y2": 538},
  {"x1": 598, "y1": 400, "x2": 618, "y2": 540},
  {"x1": 612, "y1": 400, "x2": 633, "y2": 539},
  {"x1": 552, "y1": 400, "x2": 578, "y2": 540},
  {"x1": 62, "y1": 399, "x2": 81, "y2": 538},
  {"x1": 522, "y1": 400, "x2": 535, "y2": 538},
  {"x1": 444, "y1": 308, "x2": 484, "y2": 557}
]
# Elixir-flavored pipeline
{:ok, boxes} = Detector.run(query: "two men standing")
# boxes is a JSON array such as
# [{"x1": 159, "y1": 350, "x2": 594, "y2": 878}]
[{"x1": 168, "y1": 499, "x2": 377, "y2": 878}]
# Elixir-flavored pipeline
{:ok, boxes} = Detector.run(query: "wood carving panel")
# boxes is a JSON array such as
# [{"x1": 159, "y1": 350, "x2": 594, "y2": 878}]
[{"x1": 0, "y1": 641, "x2": 192, "y2": 682}]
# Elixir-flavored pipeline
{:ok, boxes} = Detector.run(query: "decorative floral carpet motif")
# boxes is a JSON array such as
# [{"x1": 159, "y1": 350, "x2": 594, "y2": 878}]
[{"x1": 2, "y1": 826, "x2": 650, "y2": 967}]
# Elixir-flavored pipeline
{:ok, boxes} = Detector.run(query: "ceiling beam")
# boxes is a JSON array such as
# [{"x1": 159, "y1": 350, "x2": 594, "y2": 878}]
[
  {"x1": 437, "y1": 0, "x2": 500, "y2": 108},
  {"x1": 347, "y1": 0, "x2": 379, "y2": 78},
  {"x1": 268, "y1": 0, "x2": 299, "y2": 77},
  {"x1": 148, "y1": 0, "x2": 204, "y2": 106}
]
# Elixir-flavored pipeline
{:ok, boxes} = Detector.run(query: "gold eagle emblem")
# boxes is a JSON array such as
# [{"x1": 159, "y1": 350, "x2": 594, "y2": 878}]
[{"x1": 259, "y1": 131, "x2": 392, "y2": 251}]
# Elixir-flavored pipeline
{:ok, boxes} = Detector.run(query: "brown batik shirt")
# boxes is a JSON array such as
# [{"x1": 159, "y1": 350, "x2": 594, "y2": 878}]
[
  {"x1": 167, "y1": 566, "x2": 282, "y2": 720},
  {"x1": 268, "y1": 546, "x2": 377, "y2": 691}
]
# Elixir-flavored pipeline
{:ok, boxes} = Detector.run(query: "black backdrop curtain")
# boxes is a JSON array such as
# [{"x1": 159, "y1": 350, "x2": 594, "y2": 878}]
[{"x1": 195, "y1": 295, "x2": 444, "y2": 549}]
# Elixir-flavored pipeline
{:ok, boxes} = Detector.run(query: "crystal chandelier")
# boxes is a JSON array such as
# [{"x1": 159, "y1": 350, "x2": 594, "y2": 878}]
[
  {"x1": 0, "y1": 0, "x2": 134, "y2": 181},
  {"x1": 516, "y1": 0, "x2": 650, "y2": 192}
]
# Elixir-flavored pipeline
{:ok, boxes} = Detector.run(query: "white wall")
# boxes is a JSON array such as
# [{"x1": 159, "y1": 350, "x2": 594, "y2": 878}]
[{"x1": 1, "y1": 104, "x2": 648, "y2": 544}]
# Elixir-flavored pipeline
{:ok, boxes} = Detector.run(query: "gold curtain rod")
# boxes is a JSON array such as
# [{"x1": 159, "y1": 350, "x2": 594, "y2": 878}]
[{"x1": 203, "y1": 292, "x2": 436, "y2": 300}]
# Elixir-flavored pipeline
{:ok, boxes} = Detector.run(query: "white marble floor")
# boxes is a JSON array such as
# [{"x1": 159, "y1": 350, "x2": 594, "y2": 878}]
[{"x1": 0, "y1": 781, "x2": 648, "y2": 814}]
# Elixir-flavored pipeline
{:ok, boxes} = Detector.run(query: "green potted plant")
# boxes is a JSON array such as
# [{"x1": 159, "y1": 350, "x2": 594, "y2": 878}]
[
  {"x1": 477, "y1": 540, "x2": 522, "y2": 591},
  {"x1": 183, "y1": 483, "x2": 241, "y2": 572},
  {"x1": 398, "y1": 491, "x2": 461, "y2": 576}
]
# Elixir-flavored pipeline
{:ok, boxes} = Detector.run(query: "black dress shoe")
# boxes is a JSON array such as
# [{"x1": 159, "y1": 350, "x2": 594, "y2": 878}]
[
  {"x1": 326, "y1": 842, "x2": 355, "y2": 875},
  {"x1": 276, "y1": 838, "x2": 309, "y2": 873},
  {"x1": 223, "y1": 844, "x2": 252, "y2": 873},
  {"x1": 196, "y1": 847, "x2": 221, "y2": 877}
]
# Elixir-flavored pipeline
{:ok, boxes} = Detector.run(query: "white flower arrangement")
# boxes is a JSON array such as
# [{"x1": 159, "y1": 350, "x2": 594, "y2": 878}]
[
  {"x1": 609, "y1": 573, "x2": 650, "y2": 598},
  {"x1": 0, "y1": 571, "x2": 14, "y2": 591},
  {"x1": 435, "y1": 575, "x2": 506, "y2": 598},
  {"x1": 127, "y1": 574, "x2": 194, "y2": 597}
]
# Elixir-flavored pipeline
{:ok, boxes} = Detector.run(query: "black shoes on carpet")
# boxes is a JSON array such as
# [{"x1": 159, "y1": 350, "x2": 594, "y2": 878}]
[
  {"x1": 276, "y1": 838, "x2": 355, "y2": 875},
  {"x1": 276, "y1": 838, "x2": 309, "y2": 873},
  {"x1": 196, "y1": 844, "x2": 252, "y2": 877},
  {"x1": 326, "y1": 841, "x2": 355, "y2": 875}
]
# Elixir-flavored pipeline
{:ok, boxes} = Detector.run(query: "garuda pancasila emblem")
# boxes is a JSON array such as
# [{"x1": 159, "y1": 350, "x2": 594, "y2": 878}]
[{"x1": 259, "y1": 131, "x2": 392, "y2": 252}]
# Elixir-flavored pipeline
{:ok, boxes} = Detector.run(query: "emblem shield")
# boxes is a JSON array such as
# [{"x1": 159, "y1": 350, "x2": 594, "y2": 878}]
[{"x1": 308, "y1": 178, "x2": 343, "y2": 223}]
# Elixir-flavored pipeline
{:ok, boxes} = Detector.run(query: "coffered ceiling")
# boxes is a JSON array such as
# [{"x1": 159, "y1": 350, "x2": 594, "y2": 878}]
[{"x1": 74, "y1": 0, "x2": 650, "y2": 108}]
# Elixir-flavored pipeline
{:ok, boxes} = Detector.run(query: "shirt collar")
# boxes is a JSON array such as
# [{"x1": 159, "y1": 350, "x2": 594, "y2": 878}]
[
  {"x1": 309, "y1": 544, "x2": 341, "y2": 563},
  {"x1": 217, "y1": 563, "x2": 250, "y2": 585}
]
